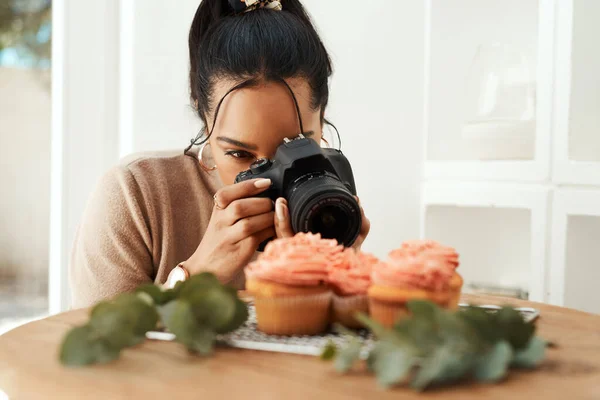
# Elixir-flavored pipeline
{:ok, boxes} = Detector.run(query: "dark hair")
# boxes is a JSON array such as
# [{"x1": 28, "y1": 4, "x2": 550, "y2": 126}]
[{"x1": 186, "y1": 0, "x2": 333, "y2": 149}]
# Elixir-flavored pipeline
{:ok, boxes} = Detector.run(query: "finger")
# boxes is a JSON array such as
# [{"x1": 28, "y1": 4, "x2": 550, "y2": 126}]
[
  {"x1": 352, "y1": 196, "x2": 370, "y2": 250},
  {"x1": 256, "y1": 226, "x2": 277, "y2": 247},
  {"x1": 353, "y1": 217, "x2": 370, "y2": 250},
  {"x1": 239, "y1": 226, "x2": 276, "y2": 253},
  {"x1": 274, "y1": 198, "x2": 294, "y2": 238},
  {"x1": 230, "y1": 211, "x2": 275, "y2": 243},
  {"x1": 214, "y1": 178, "x2": 272, "y2": 209},
  {"x1": 224, "y1": 197, "x2": 274, "y2": 225},
  {"x1": 360, "y1": 206, "x2": 370, "y2": 237}
]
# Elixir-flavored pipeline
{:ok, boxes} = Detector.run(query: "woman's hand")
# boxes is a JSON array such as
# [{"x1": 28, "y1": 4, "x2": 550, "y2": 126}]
[
  {"x1": 274, "y1": 196, "x2": 371, "y2": 250},
  {"x1": 183, "y1": 178, "x2": 275, "y2": 282}
]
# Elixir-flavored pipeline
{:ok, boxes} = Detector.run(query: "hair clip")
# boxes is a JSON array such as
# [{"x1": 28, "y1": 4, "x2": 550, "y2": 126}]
[{"x1": 229, "y1": 0, "x2": 282, "y2": 14}]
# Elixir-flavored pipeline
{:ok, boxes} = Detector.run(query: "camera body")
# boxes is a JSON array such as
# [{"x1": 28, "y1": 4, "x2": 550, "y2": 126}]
[{"x1": 235, "y1": 137, "x2": 361, "y2": 247}]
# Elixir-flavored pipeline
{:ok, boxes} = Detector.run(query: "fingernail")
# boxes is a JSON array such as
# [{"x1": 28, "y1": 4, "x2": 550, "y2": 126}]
[
  {"x1": 254, "y1": 178, "x2": 272, "y2": 189},
  {"x1": 276, "y1": 199, "x2": 286, "y2": 222}
]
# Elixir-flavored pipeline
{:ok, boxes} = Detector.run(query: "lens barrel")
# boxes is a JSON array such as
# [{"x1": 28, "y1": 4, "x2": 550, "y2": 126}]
[{"x1": 286, "y1": 173, "x2": 361, "y2": 247}]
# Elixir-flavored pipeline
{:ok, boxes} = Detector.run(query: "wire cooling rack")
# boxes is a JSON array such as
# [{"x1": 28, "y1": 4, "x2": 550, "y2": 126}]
[{"x1": 145, "y1": 303, "x2": 540, "y2": 356}]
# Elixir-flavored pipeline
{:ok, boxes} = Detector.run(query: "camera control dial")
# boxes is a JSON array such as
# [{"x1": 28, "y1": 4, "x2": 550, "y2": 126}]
[{"x1": 250, "y1": 158, "x2": 272, "y2": 174}]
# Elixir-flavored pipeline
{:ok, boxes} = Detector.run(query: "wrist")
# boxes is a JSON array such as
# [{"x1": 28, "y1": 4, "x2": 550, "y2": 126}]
[{"x1": 183, "y1": 256, "x2": 228, "y2": 283}]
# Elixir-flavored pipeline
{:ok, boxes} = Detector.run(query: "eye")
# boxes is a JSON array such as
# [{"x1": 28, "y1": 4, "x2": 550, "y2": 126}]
[{"x1": 224, "y1": 150, "x2": 255, "y2": 160}]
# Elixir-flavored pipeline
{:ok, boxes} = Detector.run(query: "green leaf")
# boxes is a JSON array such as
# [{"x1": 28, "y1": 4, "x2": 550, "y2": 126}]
[
  {"x1": 215, "y1": 297, "x2": 249, "y2": 334},
  {"x1": 89, "y1": 302, "x2": 137, "y2": 349},
  {"x1": 162, "y1": 299, "x2": 218, "y2": 355},
  {"x1": 135, "y1": 284, "x2": 168, "y2": 305},
  {"x1": 397, "y1": 304, "x2": 477, "y2": 357},
  {"x1": 394, "y1": 313, "x2": 438, "y2": 354},
  {"x1": 162, "y1": 300, "x2": 199, "y2": 346},
  {"x1": 158, "y1": 301, "x2": 178, "y2": 326},
  {"x1": 405, "y1": 300, "x2": 438, "y2": 321},
  {"x1": 369, "y1": 341, "x2": 414, "y2": 388},
  {"x1": 60, "y1": 326, "x2": 98, "y2": 366},
  {"x1": 187, "y1": 287, "x2": 236, "y2": 331},
  {"x1": 410, "y1": 346, "x2": 452, "y2": 390},
  {"x1": 495, "y1": 307, "x2": 536, "y2": 350},
  {"x1": 320, "y1": 341, "x2": 337, "y2": 361},
  {"x1": 512, "y1": 337, "x2": 546, "y2": 368},
  {"x1": 327, "y1": 298, "x2": 548, "y2": 391},
  {"x1": 113, "y1": 293, "x2": 159, "y2": 337},
  {"x1": 170, "y1": 280, "x2": 186, "y2": 297},
  {"x1": 410, "y1": 345, "x2": 472, "y2": 390},
  {"x1": 334, "y1": 337, "x2": 362, "y2": 373},
  {"x1": 177, "y1": 273, "x2": 221, "y2": 299},
  {"x1": 89, "y1": 339, "x2": 121, "y2": 364},
  {"x1": 459, "y1": 306, "x2": 502, "y2": 344},
  {"x1": 474, "y1": 340, "x2": 513, "y2": 382},
  {"x1": 356, "y1": 313, "x2": 399, "y2": 342},
  {"x1": 189, "y1": 329, "x2": 217, "y2": 356},
  {"x1": 60, "y1": 326, "x2": 121, "y2": 367},
  {"x1": 136, "y1": 291, "x2": 155, "y2": 307}
]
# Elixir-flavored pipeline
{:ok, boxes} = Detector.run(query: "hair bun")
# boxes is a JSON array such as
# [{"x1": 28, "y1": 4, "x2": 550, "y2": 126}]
[
  {"x1": 228, "y1": 0, "x2": 247, "y2": 13},
  {"x1": 228, "y1": 0, "x2": 282, "y2": 14}
]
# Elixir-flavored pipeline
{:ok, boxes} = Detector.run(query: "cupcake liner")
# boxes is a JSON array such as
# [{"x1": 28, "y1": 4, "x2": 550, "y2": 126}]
[
  {"x1": 368, "y1": 298, "x2": 410, "y2": 328},
  {"x1": 331, "y1": 294, "x2": 369, "y2": 329},
  {"x1": 447, "y1": 283, "x2": 463, "y2": 310},
  {"x1": 447, "y1": 273, "x2": 464, "y2": 310},
  {"x1": 253, "y1": 291, "x2": 332, "y2": 336}
]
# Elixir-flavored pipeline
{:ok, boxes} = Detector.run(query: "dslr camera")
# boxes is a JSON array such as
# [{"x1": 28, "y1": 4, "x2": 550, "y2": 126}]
[{"x1": 235, "y1": 135, "x2": 362, "y2": 248}]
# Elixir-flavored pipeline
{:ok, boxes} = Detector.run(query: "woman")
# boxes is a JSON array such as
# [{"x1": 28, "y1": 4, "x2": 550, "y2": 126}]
[{"x1": 69, "y1": 0, "x2": 370, "y2": 308}]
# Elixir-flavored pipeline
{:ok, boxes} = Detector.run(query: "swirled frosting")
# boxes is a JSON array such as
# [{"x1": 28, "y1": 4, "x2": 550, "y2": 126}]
[
  {"x1": 327, "y1": 249, "x2": 378, "y2": 296},
  {"x1": 372, "y1": 248, "x2": 455, "y2": 292},
  {"x1": 245, "y1": 232, "x2": 342, "y2": 286},
  {"x1": 389, "y1": 240, "x2": 459, "y2": 269}
]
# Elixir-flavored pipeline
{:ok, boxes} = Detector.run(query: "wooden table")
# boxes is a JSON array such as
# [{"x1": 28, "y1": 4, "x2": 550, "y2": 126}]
[{"x1": 1, "y1": 294, "x2": 599, "y2": 399}]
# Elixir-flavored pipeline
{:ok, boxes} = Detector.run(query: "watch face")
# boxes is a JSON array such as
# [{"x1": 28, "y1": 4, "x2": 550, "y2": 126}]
[
  {"x1": 167, "y1": 266, "x2": 187, "y2": 288},
  {"x1": 171, "y1": 266, "x2": 187, "y2": 282}
]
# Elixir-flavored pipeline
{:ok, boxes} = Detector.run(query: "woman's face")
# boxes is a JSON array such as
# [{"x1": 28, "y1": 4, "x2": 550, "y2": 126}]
[{"x1": 206, "y1": 78, "x2": 323, "y2": 185}]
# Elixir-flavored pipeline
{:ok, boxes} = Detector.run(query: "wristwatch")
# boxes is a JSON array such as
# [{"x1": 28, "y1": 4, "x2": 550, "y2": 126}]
[{"x1": 163, "y1": 263, "x2": 190, "y2": 289}]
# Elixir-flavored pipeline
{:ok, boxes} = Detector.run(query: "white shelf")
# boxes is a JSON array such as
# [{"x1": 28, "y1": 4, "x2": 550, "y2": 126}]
[
  {"x1": 564, "y1": 216, "x2": 600, "y2": 314},
  {"x1": 424, "y1": 160, "x2": 546, "y2": 183},
  {"x1": 423, "y1": 0, "x2": 554, "y2": 182},
  {"x1": 419, "y1": 0, "x2": 600, "y2": 313},
  {"x1": 421, "y1": 182, "x2": 549, "y2": 302},
  {"x1": 549, "y1": 189, "x2": 600, "y2": 312},
  {"x1": 552, "y1": 0, "x2": 600, "y2": 186}
]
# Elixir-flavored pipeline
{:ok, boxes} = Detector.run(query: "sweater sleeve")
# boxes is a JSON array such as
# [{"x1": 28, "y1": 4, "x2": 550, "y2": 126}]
[{"x1": 69, "y1": 165, "x2": 154, "y2": 309}]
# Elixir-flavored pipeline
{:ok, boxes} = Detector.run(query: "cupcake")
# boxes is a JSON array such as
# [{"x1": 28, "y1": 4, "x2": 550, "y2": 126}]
[
  {"x1": 368, "y1": 249, "x2": 456, "y2": 328},
  {"x1": 390, "y1": 240, "x2": 463, "y2": 309},
  {"x1": 245, "y1": 232, "x2": 342, "y2": 335},
  {"x1": 327, "y1": 249, "x2": 377, "y2": 329}
]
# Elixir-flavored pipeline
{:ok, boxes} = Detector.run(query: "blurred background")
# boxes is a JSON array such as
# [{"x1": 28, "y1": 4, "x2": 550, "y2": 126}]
[
  {"x1": 1, "y1": 0, "x2": 599, "y2": 334},
  {"x1": 0, "y1": 0, "x2": 51, "y2": 333}
]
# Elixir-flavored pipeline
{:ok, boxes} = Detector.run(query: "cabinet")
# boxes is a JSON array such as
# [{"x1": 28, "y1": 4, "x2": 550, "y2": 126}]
[{"x1": 422, "y1": 0, "x2": 600, "y2": 313}]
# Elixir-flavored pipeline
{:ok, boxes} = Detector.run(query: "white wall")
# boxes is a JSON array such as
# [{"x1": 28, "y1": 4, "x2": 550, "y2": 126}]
[
  {"x1": 123, "y1": 0, "x2": 425, "y2": 257},
  {"x1": 122, "y1": 0, "x2": 202, "y2": 154},
  {"x1": 305, "y1": 0, "x2": 424, "y2": 257}
]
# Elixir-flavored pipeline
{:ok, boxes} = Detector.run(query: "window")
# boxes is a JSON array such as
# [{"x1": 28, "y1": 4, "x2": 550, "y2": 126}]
[{"x1": 0, "y1": 0, "x2": 51, "y2": 334}]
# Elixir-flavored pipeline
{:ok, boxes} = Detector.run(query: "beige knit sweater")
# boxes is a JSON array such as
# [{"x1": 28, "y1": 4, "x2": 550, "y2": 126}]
[{"x1": 68, "y1": 147, "x2": 246, "y2": 309}]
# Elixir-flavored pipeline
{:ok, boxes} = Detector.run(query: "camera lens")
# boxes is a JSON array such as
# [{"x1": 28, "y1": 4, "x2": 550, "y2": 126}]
[
  {"x1": 312, "y1": 205, "x2": 350, "y2": 241},
  {"x1": 286, "y1": 173, "x2": 361, "y2": 246}
]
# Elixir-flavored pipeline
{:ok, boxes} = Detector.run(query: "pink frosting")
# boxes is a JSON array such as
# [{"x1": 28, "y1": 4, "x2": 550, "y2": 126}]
[
  {"x1": 327, "y1": 249, "x2": 378, "y2": 296},
  {"x1": 389, "y1": 240, "x2": 460, "y2": 270},
  {"x1": 372, "y1": 253, "x2": 454, "y2": 292},
  {"x1": 245, "y1": 232, "x2": 343, "y2": 286}
]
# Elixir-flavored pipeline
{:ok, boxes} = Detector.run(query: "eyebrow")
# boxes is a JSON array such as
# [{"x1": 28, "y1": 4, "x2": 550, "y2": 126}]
[{"x1": 216, "y1": 131, "x2": 314, "y2": 150}]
